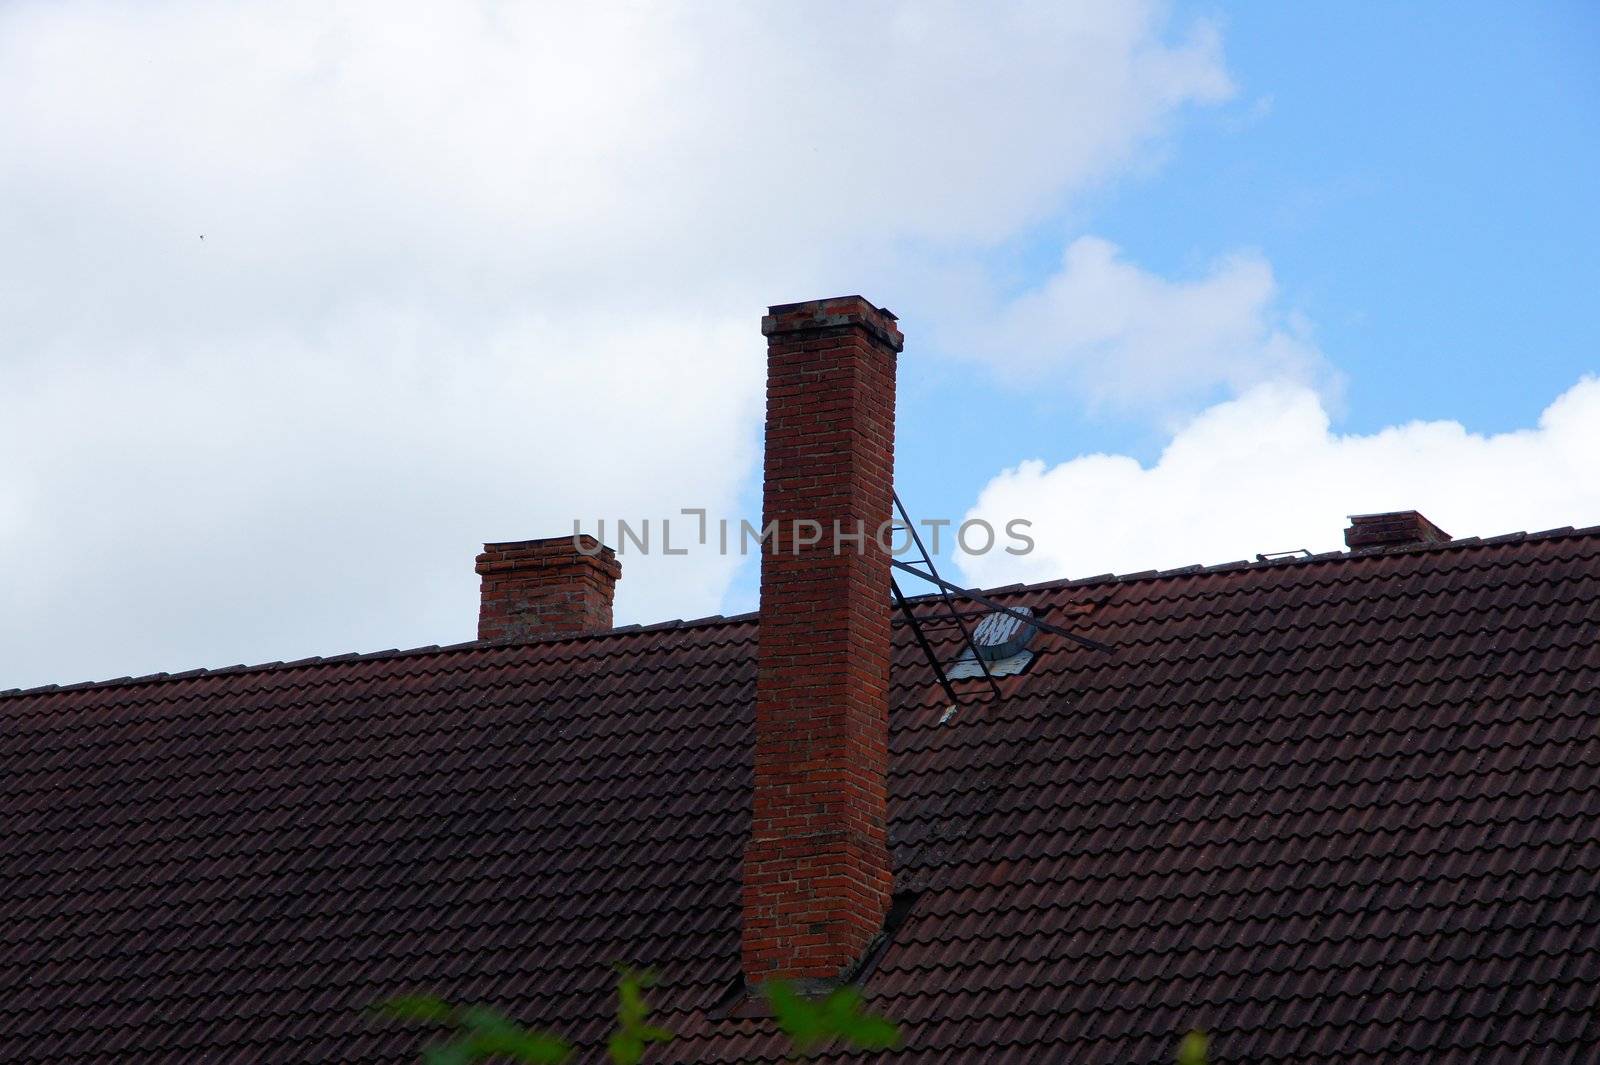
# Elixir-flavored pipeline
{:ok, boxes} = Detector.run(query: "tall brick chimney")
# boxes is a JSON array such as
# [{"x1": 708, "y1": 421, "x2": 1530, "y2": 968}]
[
  {"x1": 474, "y1": 535, "x2": 620, "y2": 642},
  {"x1": 742, "y1": 296, "x2": 902, "y2": 988}
]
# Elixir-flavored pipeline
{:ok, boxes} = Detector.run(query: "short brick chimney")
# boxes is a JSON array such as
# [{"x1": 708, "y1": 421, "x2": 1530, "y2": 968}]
[
  {"x1": 742, "y1": 296, "x2": 902, "y2": 988},
  {"x1": 474, "y1": 536, "x2": 620, "y2": 642},
  {"x1": 1345, "y1": 511, "x2": 1452, "y2": 549}
]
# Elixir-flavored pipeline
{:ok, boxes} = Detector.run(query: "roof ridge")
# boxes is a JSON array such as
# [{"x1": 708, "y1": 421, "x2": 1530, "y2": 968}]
[
  {"x1": 7, "y1": 523, "x2": 1596, "y2": 699},
  {"x1": 0, "y1": 613, "x2": 763, "y2": 699},
  {"x1": 975, "y1": 523, "x2": 1600, "y2": 598}
]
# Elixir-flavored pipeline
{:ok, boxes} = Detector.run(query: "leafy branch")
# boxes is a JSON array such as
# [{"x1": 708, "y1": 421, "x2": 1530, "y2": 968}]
[
  {"x1": 606, "y1": 967, "x2": 674, "y2": 1065},
  {"x1": 375, "y1": 971, "x2": 1208, "y2": 1063},
  {"x1": 373, "y1": 971, "x2": 902, "y2": 1063},
  {"x1": 371, "y1": 995, "x2": 571, "y2": 1064},
  {"x1": 765, "y1": 982, "x2": 900, "y2": 1055}
]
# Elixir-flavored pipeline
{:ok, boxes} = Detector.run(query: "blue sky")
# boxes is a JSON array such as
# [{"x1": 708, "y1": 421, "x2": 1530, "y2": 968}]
[
  {"x1": 916, "y1": 0, "x2": 1598, "y2": 513},
  {"x1": 1138, "y1": 2, "x2": 1597, "y2": 434},
  {"x1": 2, "y1": 2, "x2": 1597, "y2": 686},
  {"x1": 736, "y1": 2, "x2": 1600, "y2": 609}
]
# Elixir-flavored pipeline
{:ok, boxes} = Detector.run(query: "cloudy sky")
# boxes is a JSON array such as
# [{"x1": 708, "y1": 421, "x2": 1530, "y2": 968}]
[{"x1": 2, "y1": 1, "x2": 1597, "y2": 689}]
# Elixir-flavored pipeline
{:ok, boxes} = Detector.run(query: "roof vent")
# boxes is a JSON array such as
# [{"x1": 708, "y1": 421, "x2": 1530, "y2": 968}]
[
  {"x1": 947, "y1": 607, "x2": 1038, "y2": 680},
  {"x1": 1344, "y1": 510, "x2": 1451, "y2": 549}
]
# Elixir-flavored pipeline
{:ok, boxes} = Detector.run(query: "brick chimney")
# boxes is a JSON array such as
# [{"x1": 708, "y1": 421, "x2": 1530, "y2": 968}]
[
  {"x1": 1344, "y1": 511, "x2": 1452, "y2": 549},
  {"x1": 742, "y1": 296, "x2": 902, "y2": 988},
  {"x1": 474, "y1": 535, "x2": 620, "y2": 642}
]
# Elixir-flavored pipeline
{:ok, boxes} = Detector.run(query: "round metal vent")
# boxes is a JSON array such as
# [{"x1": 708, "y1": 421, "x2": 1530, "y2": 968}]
[{"x1": 971, "y1": 607, "x2": 1037, "y2": 662}]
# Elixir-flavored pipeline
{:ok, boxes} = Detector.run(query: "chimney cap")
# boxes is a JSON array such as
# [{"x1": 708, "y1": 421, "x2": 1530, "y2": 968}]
[
  {"x1": 761, "y1": 295, "x2": 904, "y2": 352},
  {"x1": 1344, "y1": 510, "x2": 1452, "y2": 550},
  {"x1": 475, "y1": 535, "x2": 619, "y2": 578}
]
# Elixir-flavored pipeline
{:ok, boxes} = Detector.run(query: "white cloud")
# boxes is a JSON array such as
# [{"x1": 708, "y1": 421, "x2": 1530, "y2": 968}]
[
  {"x1": 958, "y1": 376, "x2": 1600, "y2": 588},
  {"x1": 944, "y1": 236, "x2": 1329, "y2": 412},
  {"x1": 0, "y1": 1, "x2": 1229, "y2": 687}
]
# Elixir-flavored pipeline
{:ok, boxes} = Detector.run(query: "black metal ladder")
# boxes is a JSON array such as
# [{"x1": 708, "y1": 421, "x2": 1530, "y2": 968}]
[
  {"x1": 888, "y1": 491, "x2": 1003, "y2": 708},
  {"x1": 887, "y1": 491, "x2": 1115, "y2": 714}
]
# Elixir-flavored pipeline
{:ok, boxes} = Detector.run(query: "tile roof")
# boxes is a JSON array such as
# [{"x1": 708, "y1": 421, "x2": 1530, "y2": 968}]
[{"x1": 3, "y1": 526, "x2": 1600, "y2": 1062}]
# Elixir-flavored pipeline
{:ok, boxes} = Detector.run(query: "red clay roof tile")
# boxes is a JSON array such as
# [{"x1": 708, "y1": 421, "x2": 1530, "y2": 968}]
[{"x1": 3, "y1": 528, "x2": 1600, "y2": 1061}]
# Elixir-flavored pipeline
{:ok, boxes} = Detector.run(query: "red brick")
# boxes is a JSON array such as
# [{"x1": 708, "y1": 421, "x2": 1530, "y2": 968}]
[
  {"x1": 473, "y1": 535, "x2": 621, "y2": 642},
  {"x1": 742, "y1": 296, "x2": 901, "y2": 985}
]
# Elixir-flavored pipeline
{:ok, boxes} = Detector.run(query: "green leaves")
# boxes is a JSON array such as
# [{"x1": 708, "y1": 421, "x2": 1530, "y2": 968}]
[
  {"x1": 375, "y1": 970, "x2": 672, "y2": 1065},
  {"x1": 765, "y1": 981, "x2": 902, "y2": 1056},
  {"x1": 370, "y1": 995, "x2": 571, "y2": 1064},
  {"x1": 374, "y1": 995, "x2": 456, "y2": 1024},
  {"x1": 1177, "y1": 1029, "x2": 1209, "y2": 1065},
  {"x1": 373, "y1": 978, "x2": 1200, "y2": 1063},
  {"x1": 376, "y1": 972, "x2": 905, "y2": 1063},
  {"x1": 606, "y1": 967, "x2": 674, "y2": 1065}
]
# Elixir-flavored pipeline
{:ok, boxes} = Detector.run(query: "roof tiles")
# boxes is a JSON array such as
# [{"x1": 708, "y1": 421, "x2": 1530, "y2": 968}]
[{"x1": 2, "y1": 529, "x2": 1600, "y2": 1061}]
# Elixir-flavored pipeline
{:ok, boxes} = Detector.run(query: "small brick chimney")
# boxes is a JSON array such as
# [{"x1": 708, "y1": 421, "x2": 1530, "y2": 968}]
[
  {"x1": 1344, "y1": 511, "x2": 1452, "y2": 549},
  {"x1": 474, "y1": 535, "x2": 620, "y2": 642},
  {"x1": 742, "y1": 296, "x2": 902, "y2": 988}
]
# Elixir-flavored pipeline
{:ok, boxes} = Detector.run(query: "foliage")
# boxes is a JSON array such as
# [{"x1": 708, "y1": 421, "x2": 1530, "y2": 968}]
[
  {"x1": 376, "y1": 970, "x2": 1207, "y2": 1063},
  {"x1": 1177, "y1": 1029, "x2": 1209, "y2": 1065},
  {"x1": 606, "y1": 968, "x2": 674, "y2": 1065},
  {"x1": 764, "y1": 982, "x2": 901, "y2": 1056},
  {"x1": 375, "y1": 971, "x2": 905, "y2": 1063},
  {"x1": 372, "y1": 995, "x2": 571, "y2": 1064}
]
